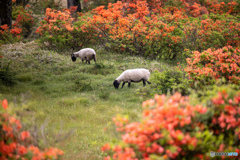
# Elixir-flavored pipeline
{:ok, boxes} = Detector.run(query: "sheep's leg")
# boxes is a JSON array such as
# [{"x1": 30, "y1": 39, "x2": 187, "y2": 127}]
[
  {"x1": 121, "y1": 82, "x2": 126, "y2": 88},
  {"x1": 82, "y1": 59, "x2": 84, "y2": 63},
  {"x1": 128, "y1": 82, "x2": 131, "y2": 88},
  {"x1": 143, "y1": 80, "x2": 146, "y2": 86},
  {"x1": 88, "y1": 60, "x2": 90, "y2": 64},
  {"x1": 147, "y1": 81, "x2": 151, "y2": 84}
]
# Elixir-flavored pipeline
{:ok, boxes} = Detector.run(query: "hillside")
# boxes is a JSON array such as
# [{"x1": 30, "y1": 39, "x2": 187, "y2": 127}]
[{"x1": 0, "y1": 41, "x2": 175, "y2": 159}]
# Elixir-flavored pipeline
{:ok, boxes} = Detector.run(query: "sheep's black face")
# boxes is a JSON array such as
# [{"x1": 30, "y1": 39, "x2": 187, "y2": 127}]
[
  {"x1": 71, "y1": 54, "x2": 77, "y2": 62},
  {"x1": 113, "y1": 80, "x2": 119, "y2": 89}
]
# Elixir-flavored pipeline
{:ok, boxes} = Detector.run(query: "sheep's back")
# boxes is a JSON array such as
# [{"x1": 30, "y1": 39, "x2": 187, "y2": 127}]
[
  {"x1": 118, "y1": 69, "x2": 150, "y2": 82},
  {"x1": 79, "y1": 48, "x2": 96, "y2": 60}
]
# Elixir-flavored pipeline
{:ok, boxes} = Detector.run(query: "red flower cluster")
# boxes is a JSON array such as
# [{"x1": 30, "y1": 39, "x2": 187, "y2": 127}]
[
  {"x1": 0, "y1": 99, "x2": 64, "y2": 160},
  {"x1": 185, "y1": 46, "x2": 240, "y2": 86},
  {"x1": 0, "y1": 24, "x2": 22, "y2": 42},
  {"x1": 102, "y1": 93, "x2": 209, "y2": 159},
  {"x1": 102, "y1": 90, "x2": 240, "y2": 159},
  {"x1": 211, "y1": 91, "x2": 240, "y2": 137},
  {"x1": 36, "y1": 8, "x2": 74, "y2": 35}
]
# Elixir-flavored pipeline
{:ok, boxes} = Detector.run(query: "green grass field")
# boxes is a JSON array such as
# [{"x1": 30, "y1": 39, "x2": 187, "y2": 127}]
[{"x1": 0, "y1": 41, "x2": 176, "y2": 159}]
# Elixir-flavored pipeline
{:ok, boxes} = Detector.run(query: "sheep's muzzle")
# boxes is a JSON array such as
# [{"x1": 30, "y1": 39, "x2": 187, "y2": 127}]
[
  {"x1": 71, "y1": 54, "x2": 77, "y2": 62},
  {"x1": 113, "y1": 80, "x2": 119, "y2": 89}
]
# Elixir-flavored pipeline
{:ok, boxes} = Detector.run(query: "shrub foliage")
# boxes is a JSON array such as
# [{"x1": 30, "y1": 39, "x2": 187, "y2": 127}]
[
  {"x1": 185, "y1": 46, "x2": 240, "y2": 89},
  {"x1": 0, "y1": 2, "x2": 35, "y2": 43},
  {"x1": 150, "y1": 69, "x2": 190, "y2": 95},
  {"x1": 0, "y1": 99, "x2": 64, "y2": 159},
  {"x1": 35, "y1": 0, "x2": 240, "y2": 59},
  {"x1": 102, "y1": 88, "x2": 240, "y2": 159}
]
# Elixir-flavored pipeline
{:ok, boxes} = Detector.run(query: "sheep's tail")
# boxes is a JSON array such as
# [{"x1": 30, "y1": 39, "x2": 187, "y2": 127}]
[{"x1": 93, "y1": 54, "x2": 96, "y2": 62}]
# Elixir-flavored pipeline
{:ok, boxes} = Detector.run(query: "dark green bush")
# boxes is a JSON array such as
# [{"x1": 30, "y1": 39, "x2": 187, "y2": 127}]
[
  {"x1": 0, "y1": 62, "x2": 16, "y2": 86},
  {"x1": 150, "y1": 69, "x2": 190, "y2": 95}
]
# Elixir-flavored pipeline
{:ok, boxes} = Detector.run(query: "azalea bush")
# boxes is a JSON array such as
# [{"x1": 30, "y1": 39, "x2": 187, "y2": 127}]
[
  {"x1": 185, "y1": 46, "x2": 240, "y2": 89},
  {"x1": 35, "y1": 0, "x2": 240, "y2": 59},
  {"x1": 182, "y1": 13, "x2": 240, "y2": 52},
  {"x1": 12, "y1": 4, "x2": 35, "y2": 38},
  {"x1": 36, "y1": 8, "x2": 97, "y2": 52},
  {"x1": 0, "y1": 2, "x2": 35, "y2": 43},
  {"x1": 86, "y1": 0, "x2": 239, "y2": 59},
  {"x1": 0, "y1": 24, "x2": 22, "y2": 44},
  {"x1": 87, "y1": 1, "x2": 186, "y2": 59},
  {"x1": 0, "y1": 99, "x2": 64, "y2": 159},
  {"x1": 102, "y1": 88, "x2": 240, "y2": 159}
]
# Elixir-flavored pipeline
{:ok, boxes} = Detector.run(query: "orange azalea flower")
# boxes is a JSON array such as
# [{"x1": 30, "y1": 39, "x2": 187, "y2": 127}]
[
  {"x1": 101, "y1": 143, "x2": 111, "y2": 151},
  {"x1": 21, "y1": 131, "x2": 30, "y2": 141},
  {"x1": 3, "y1": 124, "x2": 12, "y2": 133},
  {"x1": 18, "y1": 145, "x2": 28, "y2": 156},
  {"x1": 0, "y1": 24, "x2": 8, "y2": 30},
  {"x1": 65, "y1": 24, "x2": 73, "y2": 31},
  {"x1": 2, "y1": 99, "x2": 8, "y2": 109}
]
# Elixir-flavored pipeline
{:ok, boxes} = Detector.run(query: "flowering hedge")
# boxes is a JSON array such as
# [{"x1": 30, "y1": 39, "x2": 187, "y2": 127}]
[
  {"x1": 0, "y1": 24, "x2": 22, "y2": 44},
  {"x1": 102, "y1": 89, "x2": 240, "y2": 159},
  {"x1": 86, "y1": 1, "x2": 186, "y2": 59},
  {"x1": 0, "y1": 99, "x2": 64, "y2": 159},
  {"x1": 182, "y1": 13, "x2": 240, "y2": 52},
  {"x1": 36, "y1": 7, "x2": 97, "y2": 51},
  {"x1": 12, "y1": 5, "x2": 35, "y2": 38},
  {"x1": 0, "y1": 2, "x2": 35, "y2": 43},
  {"x1": 185, "y1": 46, "x2": 240, "y2": 88},
  {"x1": 36, "y1": 0, "x2": 240, "y2": 59}
]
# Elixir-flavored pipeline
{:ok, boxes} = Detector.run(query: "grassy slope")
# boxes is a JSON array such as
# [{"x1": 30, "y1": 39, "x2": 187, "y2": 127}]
[{"x1": 0, "y1": 41, "x2": 175, "y2": 159}]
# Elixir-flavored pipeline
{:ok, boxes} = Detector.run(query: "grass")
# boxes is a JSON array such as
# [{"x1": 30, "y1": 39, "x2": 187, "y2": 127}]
[{"x1": 0, "y1": 41, "x2": 177, "y2": 159}]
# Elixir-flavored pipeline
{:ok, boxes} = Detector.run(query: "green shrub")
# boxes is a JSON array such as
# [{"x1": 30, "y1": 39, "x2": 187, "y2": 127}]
[
  {"x1": 150, "y1": 69, "x2": 190, "y2": 95},
  {"x1": 0, "y1": 61, "x2": 16, "y2": 86}
]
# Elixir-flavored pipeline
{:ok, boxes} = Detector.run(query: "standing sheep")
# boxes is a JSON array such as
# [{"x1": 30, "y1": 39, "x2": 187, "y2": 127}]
[
  {"x1": 71, "y1": 48, "x2": 96, "y2": 64},
  {"x1": 113, "y1": 68, "x2": 151, "y2": 89}
]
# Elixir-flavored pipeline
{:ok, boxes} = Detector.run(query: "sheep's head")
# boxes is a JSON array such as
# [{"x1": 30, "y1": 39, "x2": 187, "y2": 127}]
[
  {"x1": 113, "y1": 80, "x2": 120, "y2": 89},
  {"x1": 71, "y1": 54, "x2": 77, "y2": 62}
]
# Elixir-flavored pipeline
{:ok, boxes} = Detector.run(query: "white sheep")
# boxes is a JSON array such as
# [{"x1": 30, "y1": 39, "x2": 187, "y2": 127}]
[
  {"x1": 113, "y1": 68, "x2": 151, "y2": 89},
  {"x1": 71, "y1": 48, "x2": 96, "y2": 64}
]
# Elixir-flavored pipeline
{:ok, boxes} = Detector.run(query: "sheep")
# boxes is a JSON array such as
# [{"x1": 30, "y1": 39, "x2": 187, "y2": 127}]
[
  {"x1": 113, "y1": 68, "x2": 151, "y2": 89},
  {"x1": 71, "y1": 48, "x2": 96, "y2": 64}
]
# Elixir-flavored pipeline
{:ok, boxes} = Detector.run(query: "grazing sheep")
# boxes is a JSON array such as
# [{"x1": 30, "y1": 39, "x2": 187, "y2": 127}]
[
  {"x1": 113, "y1": 68, "x2": 151, "y2": 89},
  {"x1": 71, "y1": 48, "x2": 96, "y2": 64}
]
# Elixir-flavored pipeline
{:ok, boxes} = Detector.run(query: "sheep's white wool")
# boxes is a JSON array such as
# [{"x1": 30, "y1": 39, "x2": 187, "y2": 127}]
[
  {"x1": 116, "y1": 69, "x2": 150, "y2": 82},
  {"x1": 113, "y1": 68, "x2": 151, "y2": 89},
  {"x1": 73, "y1": 48, "x2": 96, "y2": 63}
]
